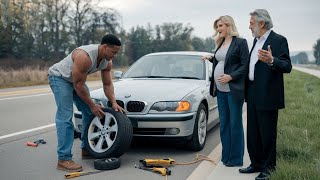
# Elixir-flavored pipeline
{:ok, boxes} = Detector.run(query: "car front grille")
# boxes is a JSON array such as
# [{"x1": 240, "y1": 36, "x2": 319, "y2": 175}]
[
  {"x1": 107, "y1": 100, "x2": 145, "y2": 112},
  {"x1": 127, "y1": 101, "x2": 145, "y2": 112}
]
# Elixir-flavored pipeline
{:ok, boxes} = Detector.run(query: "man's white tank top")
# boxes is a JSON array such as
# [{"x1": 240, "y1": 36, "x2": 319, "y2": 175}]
[{"x1": 48, "y1": 44, "x2": 109, "y2": 82}]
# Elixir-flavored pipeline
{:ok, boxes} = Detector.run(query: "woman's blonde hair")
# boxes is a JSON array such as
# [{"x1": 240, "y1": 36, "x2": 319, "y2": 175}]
[{"x1": 213, "y1": 15, "x2": 239, "y2": 49}]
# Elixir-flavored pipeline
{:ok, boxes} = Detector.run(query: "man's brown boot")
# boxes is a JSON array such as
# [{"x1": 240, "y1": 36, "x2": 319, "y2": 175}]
[
  {"x1": 81, "y1": 149, "x2": 94, "y2": 159},
  {"x1": 57, "y1": 160, "x2": 83, "y2": 172}
]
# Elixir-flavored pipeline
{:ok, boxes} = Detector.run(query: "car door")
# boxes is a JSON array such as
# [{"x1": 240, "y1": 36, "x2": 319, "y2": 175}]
[{"x1": 205, "y1": 60, "x2": 219, "y2": 128}]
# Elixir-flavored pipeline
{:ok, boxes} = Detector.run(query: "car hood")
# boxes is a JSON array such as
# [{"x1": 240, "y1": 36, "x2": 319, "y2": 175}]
[{"x1": 91, "y1": 78, "x2": 205, "y2": 101}]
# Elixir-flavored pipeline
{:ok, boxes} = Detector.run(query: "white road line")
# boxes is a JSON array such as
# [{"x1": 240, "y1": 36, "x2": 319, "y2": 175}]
[
  {"x1": 0, "y1": 88, "x2": 51, "y2": 95},
  {"x1": 0, "y1": 93, "x2": 53, "y2": 101},
  {"x1": 0, "y1": 84, "x2": 101, "y2": 140},
  {"x1": 0, "y1": 85, "x2": 101, "y2": 101},
  {"x1": 0, "y1": 123, "x2": 56, "y2": 140}
]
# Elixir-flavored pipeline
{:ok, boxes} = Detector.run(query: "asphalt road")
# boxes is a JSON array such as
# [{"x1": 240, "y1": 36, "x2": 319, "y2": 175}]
[{"x1": 0, "y1": 82, "x2": 220, "y2": 180}]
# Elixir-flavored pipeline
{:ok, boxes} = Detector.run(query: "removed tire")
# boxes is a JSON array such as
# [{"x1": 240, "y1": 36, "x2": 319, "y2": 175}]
[
  {"x1": 94, "y1": 158, "x2": 121, "y2": 170},
  {"x1": 83, "y1": 108, "x2": 133, "y2": 159}
]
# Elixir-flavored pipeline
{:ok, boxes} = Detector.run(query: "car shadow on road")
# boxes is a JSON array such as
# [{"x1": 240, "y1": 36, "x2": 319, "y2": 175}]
[{"x1": 128, "y1": 124, "x2": 220, "y2": 155}]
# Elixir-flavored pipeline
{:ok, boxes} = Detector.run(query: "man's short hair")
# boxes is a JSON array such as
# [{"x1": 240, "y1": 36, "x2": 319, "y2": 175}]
[{"x1": 101, "y1": 34, "x2": 121, "y2": 46}]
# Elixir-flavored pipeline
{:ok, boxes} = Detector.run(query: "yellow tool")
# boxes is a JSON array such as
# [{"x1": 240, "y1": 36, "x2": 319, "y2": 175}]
[
  {"x1": 140, "y1": 158, "x2": 176, "y2": 167},
  {"x1": 136, "y1": 156, "x2": 216, "y2": 180},
  {"x1": 135, "y1": 164, "x2": 171, "y2": 176},
  {"x1": 64, "y1": 171, "x2": 103, "y2": 179}
]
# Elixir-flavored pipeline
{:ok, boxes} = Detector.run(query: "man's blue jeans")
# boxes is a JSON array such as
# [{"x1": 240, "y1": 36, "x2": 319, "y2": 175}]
[
  {"x1": 49, "y1": 76, "x2": 94, "y2": 160},
  {"x1": 217, "y1": 90, "x2": 244, "y2": 166}
]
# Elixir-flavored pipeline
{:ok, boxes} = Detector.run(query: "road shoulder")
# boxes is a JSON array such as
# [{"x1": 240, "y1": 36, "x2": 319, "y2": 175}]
[{"x1": 188, "y1": 110, "x2": 259, "y2": 180}]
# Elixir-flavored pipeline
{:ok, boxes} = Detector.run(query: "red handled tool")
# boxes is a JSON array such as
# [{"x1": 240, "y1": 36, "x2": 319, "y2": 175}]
[{"x1": 26, "y1": 139, "x2": 46, "y2": 147}]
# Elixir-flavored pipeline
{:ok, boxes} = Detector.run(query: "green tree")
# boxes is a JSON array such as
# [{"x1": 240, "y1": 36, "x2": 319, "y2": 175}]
[
  {"x1": 82, "y1": 8, "x2": 120, "y2": 45},
  {"x1": 313, "y1": 39, "x2": 320, "y2": 65},
  {"x1": 113, "y1": 29, "x2": 129, "y2": 67},
  {"x1": 51, "y1": 0, "x2": 69, "y2": 59},
  {"x1": 29, "y1": 0, "x2": 70, "y2": 60},
  {"x1": 0, "y1": 0, "x2": 12, "y2": 58},
  {"x1": 126, "y1": 25, "x2": 153, "y2": 63},
  {"x1": 291, "y1": 52, "x2": 309, "y2": 64},
  {"x1": 159, "y1": 23, "x2": 193, "y2": 51},
  {"x1": 5, "y1": 0, "x2": 34, "y2": 58},
  {"x1": 69, "y1": 0, "x2": 121, "y2": 48},
  {"x1": 69, "y1": 0, "x2": 93, "y2": 47},
  {"x1": 191, "y1": 37, "x2": 206, "y2": 51},
  {"x1": 203, "y1": 37, "x2": 215, "y2": 53},
  {"x1": 151, "y1": 25, "x2": 162, "y2": 52},
  {"x1": 191, "y1": 36, "x2": 216, "y2": 52},
  {"x1": 0, "y1": 0, "x2": 121, "y2": 61},
  {"x1": 123, "y1": 23, "x2": 200, "y2": 65}
]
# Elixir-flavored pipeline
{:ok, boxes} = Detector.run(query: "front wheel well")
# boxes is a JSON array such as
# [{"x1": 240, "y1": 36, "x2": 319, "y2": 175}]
[{"x1": 200, "y1": 99, "x2": 208, "y2": 121}]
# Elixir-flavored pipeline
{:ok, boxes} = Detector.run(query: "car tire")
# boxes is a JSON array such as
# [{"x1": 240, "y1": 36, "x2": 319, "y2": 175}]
[
  {"x1": 83, "y1": 108, "x2": 133, "y2": 159},
  {"x1": 94, "y1": 158, "x2": 121, "y2": 170},
  {"x1": 187, "y1": 103, "x2": 207, "y2": 151}
]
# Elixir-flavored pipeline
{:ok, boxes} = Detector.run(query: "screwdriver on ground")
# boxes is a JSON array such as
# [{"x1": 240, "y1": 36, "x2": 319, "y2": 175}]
[{"x1": 64, "y1": 171, "x2": 103, "y2": 179}]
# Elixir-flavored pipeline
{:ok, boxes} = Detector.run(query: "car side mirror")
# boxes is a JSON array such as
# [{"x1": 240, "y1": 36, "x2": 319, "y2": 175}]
[{"x1": 113, "y1": 71, "x2": 123, "y2": 79}]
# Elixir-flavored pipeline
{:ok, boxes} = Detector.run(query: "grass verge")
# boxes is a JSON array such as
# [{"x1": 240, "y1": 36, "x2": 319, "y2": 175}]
[{"x1": 271, "y1": 70, "x2": 320, "y2": 180}]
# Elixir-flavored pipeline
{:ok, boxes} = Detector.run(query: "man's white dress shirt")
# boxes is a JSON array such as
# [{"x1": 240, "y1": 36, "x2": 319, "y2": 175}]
[{"x1": 249, "y1": 29, "x2": 272, "y2": 81}]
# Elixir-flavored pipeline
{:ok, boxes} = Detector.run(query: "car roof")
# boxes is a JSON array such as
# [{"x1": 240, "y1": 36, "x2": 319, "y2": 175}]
[{"x1": 145, "y1": 51, "x2": 214, "y2": 57}]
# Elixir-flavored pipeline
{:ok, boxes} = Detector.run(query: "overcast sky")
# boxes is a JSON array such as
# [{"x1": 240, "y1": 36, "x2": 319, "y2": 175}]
[{"x1": 101, "y1": 0, "x2": 319, "y2": 52}]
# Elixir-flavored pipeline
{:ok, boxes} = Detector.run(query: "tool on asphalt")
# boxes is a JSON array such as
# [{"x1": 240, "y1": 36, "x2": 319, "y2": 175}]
[
  {"x1": 64, "y1": 171, "x2": 103, "y2": 179},
  {"x1": 136, "y1": 155, "x2": 216, "y2": 178},
  {"x1": 140, "y1": 158, "x2": 176, "y2": 167},
  {"x1": 26, "y1": 139, "x2": 46, "y2": 147},
  {"x1": 135, "y1": 164, "x2": 171, "y2": 176},
  {"x1": 135, "y1": 155, "x2": 216, "y2": 180},
  {"x1": 137, "y1": 158, "x2": 173, "y2": 179},
  {"x1": 140, "y1": 154, "x2": 216, "y2": 167}
]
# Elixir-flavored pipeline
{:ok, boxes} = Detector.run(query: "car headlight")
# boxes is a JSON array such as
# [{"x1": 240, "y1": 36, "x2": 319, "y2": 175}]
[{"x1": 150, "y1": 101, "x2": 190, "y2": 112}]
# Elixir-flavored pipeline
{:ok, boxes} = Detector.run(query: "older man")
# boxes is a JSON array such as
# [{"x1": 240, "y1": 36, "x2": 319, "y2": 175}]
[{"x1": 238, "y1": 9, "x2": 292, "y2": 180}]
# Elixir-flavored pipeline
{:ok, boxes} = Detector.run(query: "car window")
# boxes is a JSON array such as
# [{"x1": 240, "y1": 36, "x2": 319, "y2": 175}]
[{"x1": 122, "y1": 54, "x2": 206, "y2": 80}]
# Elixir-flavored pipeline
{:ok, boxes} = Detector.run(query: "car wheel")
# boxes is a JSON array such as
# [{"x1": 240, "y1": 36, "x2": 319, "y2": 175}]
[
  {"x1": 83, "y1": 108, "x2": 133, "y2": 159},
  {"x1": 187, "y1": 103, "x2": 207, "y2": 151}
]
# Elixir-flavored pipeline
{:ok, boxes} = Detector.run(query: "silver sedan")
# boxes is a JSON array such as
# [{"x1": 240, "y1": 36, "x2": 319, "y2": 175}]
[{"x1": 74, "y1": 51, "x2": 219, "y2": 154}]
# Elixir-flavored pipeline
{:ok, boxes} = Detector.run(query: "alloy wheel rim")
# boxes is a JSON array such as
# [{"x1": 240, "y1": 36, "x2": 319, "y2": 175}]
[
  {"x1": 197, "y1": 109, "x2": 207, "y2": 145},
  {"x1": 87, "y1": 114, "x2": 118, "y2": 153}
]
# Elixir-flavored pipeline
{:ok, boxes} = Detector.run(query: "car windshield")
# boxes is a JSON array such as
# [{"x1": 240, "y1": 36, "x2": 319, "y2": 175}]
[{"x1": 122, "y1": 54, "x2": 206, "y2": 80}]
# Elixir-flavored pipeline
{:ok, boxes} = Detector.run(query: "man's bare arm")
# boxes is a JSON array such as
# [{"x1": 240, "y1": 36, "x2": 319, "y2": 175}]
[
  {"x1": 101, "y1": 61, "x2": 125, "y2": 113},
  {"x1": 72, "y1": 49, "x2": 105, "y2": 117}
]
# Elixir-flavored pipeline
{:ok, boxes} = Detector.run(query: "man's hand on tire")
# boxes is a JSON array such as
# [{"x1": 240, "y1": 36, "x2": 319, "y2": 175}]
[
  {"x1": 112, "y1": 102, "x2": 126, "y2": 114},
  {"x1": 91, "y1": 104, "x2": 105, "y2": 118}
]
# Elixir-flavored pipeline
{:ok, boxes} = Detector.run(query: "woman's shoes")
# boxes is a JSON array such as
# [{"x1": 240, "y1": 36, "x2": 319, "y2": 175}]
[
  {"x1": 225, "y1": 163, "x2": 235, "y2": 167},
  {"x1": 224, "y1": 162, "x2": 243, "y2": 167}
]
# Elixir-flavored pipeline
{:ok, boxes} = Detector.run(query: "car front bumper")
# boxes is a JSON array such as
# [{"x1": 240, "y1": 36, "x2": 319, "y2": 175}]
[{"x1": 74, "y1": 111, "x2": 197, "y2": 137}]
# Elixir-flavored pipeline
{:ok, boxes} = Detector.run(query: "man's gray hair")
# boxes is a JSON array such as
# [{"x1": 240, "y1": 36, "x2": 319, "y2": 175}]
[{"x1": 250, "y1": 9, "x2": 273, "y2": 30}]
